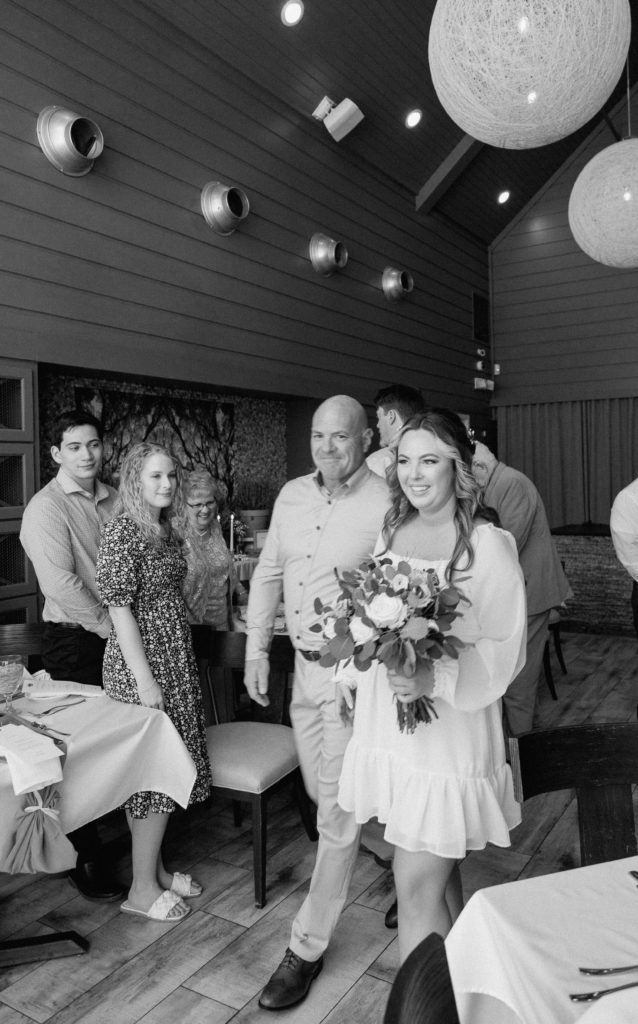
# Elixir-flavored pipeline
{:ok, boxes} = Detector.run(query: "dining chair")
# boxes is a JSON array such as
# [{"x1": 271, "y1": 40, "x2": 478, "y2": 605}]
[
  {"x1": 0, "y1": 622, "x2": 45, "y2": 672},
  {"x1": 542, "y1": 608, "x2": 567, "y2": 700},
  {"x1": 190, "y1": 627, "x2": 318, "y2": 908},
  {"x1": 509, "y1": 722, "x2": 638, "y2": 866},
  {"x1": 383, "y1": 932, "x2": 460, "y2": 1024}
]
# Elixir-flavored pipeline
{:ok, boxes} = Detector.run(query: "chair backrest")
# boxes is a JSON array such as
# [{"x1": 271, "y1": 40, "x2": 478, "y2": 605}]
[
  {"x1": 384, "y1": 932, "x2": 460, "y2": 1024},
  {"x1": 190, "y1": 626, "x2": 296, "y2": 726},
  {"x1": 509, "y1": 722, "x2": 638, "y2": 865},
  {"x1": 0, "y1": 623, "x2": 45, "y2": 672}
]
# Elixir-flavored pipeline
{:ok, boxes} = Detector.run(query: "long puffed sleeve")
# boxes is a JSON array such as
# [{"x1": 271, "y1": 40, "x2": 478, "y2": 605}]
[{"x1": 432, "y1": 524, "x2": 527, "y2": 712}]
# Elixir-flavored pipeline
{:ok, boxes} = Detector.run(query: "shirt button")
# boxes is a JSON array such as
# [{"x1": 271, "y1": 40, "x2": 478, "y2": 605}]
[
  {"x1": 296, "y1": 634, "x2": 300, "y2": 640},
  {"x1": 316, "y1": 526, "x2": 320, "y2": 530}
]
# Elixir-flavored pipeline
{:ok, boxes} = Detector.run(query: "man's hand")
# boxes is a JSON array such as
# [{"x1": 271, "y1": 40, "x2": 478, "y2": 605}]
[{"x1": 244, "y1": 657, "x2": 271, "y2": 707}]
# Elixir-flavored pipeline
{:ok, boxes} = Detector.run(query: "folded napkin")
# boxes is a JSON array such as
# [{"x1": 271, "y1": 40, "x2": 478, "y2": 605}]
[
  {"x1": 23, "y1": 669, "x2": 103, "y2": 700},
  {"x1": 0, "y1": 724, "x2": 63, "y2": 795}
]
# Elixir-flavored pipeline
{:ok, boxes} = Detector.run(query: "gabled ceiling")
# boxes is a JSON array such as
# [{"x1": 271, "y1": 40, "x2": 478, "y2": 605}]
[{"x1": 146, "y1": 0, "x2": 638, "y2": 245}]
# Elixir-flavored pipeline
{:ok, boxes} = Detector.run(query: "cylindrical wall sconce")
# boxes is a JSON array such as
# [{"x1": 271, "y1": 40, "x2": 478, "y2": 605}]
[
  {"x1": 201, "y1": 181, "x2": 250, "y2": 235},
  {"x1": 37, "y1": 106, "x2": 104, "y2": 176},
  {"x1": 309, "y1": 233, "x2": 349, "y2": 276},
  {"x1": 382, "y1": 267, "x2": 414, "y2": 301}
]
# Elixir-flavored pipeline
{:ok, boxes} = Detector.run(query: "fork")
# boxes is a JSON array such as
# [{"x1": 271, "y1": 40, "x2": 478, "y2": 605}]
[
  {"x1": 579, "y1": 964, "x2": 638, "y2": 976},
  {"x1": 570, "y1": 979, "x2": 638, "y2": 1002},
  {"x1": 29, "y1": 698, "x2": 86, "y2": 717}
]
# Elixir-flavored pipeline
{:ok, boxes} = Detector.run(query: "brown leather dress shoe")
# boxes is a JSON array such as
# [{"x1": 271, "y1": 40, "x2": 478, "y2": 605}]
[
  {"x1": 385, "y1": 899, "x2": 398, "y2": 929},
  {"x1": 258, "y1": 948, "x2": 323, "y2": 1010}
]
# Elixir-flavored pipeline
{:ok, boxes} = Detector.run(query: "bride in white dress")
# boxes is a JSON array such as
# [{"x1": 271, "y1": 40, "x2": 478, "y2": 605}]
[{"x1": 338, "y1": 409, "x2": 526, "y2": 962}]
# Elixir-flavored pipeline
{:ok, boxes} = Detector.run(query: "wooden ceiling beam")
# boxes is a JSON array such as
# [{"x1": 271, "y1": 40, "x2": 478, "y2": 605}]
[{"x1": 415, "y1": 134, "x2": 484, "y2": 213}]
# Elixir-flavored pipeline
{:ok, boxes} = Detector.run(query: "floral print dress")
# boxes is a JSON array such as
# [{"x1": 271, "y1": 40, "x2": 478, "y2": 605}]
[{"x1": 96, "y1": 513, "x2": 212, "y2": 818}]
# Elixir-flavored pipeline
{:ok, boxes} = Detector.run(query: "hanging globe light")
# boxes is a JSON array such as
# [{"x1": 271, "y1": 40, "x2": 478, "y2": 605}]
[
  {"x1": 428, "y1": 0, "x2": 631, "y2": 149},
  {"x1": 568, "y1": 138, "x2": 638, "y2": 268}
]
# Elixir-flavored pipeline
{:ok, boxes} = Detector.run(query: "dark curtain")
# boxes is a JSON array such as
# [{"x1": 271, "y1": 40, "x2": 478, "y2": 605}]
[{"x1": 497, "y1": 399, "x2": 638, "y2": 528}]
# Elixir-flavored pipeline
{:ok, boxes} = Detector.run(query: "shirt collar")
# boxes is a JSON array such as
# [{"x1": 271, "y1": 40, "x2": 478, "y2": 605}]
[
  {"x1": 313, "y1": 460, "x2": 371, "y2": 498},
  {"x1": 56, "y1": 467, "x2": 110, "y2": 502}
]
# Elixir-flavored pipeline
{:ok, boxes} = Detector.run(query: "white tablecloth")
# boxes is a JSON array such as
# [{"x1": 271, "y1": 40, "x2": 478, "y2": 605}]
[
  {"x1": 0, "y1": 695, "x2": 197, "y2": 871},
  {"x1": 446, "y1": 856, "x2": 638, "y2": 1024},
  {"x1": 233, "y1": 555, "x2": 260, "y2": 582}
]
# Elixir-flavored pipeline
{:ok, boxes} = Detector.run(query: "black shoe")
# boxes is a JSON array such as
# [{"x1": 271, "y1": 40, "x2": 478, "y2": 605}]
[
  {"x1": 385, "y1": 899, "x2": 398, "y2": 929},
  {"x1": 68, "y1": 862, "x2": 126, "y2": 902},
  {"x1": 258, "y1": 948, "x2": 323, "y2": 1010}
]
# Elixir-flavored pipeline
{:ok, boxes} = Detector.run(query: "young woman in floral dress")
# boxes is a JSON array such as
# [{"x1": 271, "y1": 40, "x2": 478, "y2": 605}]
[{"x1": 96, "y1": 442, "x2": 211, "y2": 922}]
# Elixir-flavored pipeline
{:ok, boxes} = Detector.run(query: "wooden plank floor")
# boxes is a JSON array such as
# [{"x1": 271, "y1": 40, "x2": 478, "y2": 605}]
[{"x1": 1, "y1": 632, "x2": 636, "y2": 1023}]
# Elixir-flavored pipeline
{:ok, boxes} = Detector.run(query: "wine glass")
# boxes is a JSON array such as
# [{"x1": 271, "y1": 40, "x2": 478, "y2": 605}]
[{"x1": 0, "y1": 655, "x2": 24, "y2": 714}]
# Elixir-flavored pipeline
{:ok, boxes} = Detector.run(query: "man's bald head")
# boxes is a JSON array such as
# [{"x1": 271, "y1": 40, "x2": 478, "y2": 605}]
[{"x1": 311, "y1": 395, "x2": 373, "y2": 492}]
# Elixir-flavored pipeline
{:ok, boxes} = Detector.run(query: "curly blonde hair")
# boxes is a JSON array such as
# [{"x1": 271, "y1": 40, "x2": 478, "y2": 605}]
[
  {"x1": 114, "y1": 442, "x2": 181, "y2": 545},
  {"x1": 381, "y1": 409, "x2": 487, "y2": 578}
]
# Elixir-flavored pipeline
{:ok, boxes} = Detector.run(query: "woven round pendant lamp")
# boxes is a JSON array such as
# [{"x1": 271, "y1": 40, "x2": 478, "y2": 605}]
[
  {"x1": 568, "y1": 138, "x2": 638, "y2": 268},
  {"x1": 428, "y1": 0, "x2": 631, "y2": 149}
]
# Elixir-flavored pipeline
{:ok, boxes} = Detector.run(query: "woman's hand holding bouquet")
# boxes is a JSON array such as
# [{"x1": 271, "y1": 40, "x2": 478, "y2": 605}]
[{"x1": 312, "y1": 556, "x2": 468, "y2": 733}]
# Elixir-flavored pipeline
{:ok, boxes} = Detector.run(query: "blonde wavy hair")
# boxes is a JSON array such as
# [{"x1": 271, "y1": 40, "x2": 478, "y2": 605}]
[
  {"x1": 114, "y1": 442, "x2": 181, "y2": 545},
  {"x1": 382, "y1": 409, "x2": 489, "y2": 579}
]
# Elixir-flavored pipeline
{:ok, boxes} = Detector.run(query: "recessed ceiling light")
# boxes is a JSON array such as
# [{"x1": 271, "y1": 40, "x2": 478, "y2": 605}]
[
  {"x1": 497, "y1": 190, "x2": 511, "y2": 204},
  {"x1": 281, "y1": 1, "x2": 304, "y2": 26},
  {"x1": 405, "y1": 108, "x2": 422, "y2": 129}
]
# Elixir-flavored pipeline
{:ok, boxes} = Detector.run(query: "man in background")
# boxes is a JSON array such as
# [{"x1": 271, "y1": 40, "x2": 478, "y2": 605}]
[
  {"x1": 244, "y1": 394, "x2": 390, "y2": 1010},
  {"x1": 366, "y1": 384, "x2": 425, "y2": 477},
  {"x1": 610, "y1": 477, "x2": 638, "y2": 638},
  {"x1": 472, "y1": 442, "x2": 571, "y2": 736},
  {"x1": 20, "y1": 410, "x2": 124, "y2": 902}
]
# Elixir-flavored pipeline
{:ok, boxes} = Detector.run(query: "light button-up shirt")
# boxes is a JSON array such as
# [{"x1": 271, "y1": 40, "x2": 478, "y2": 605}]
[{"x1": 246, "y1": 463, "x2": 389, "y2": 660}]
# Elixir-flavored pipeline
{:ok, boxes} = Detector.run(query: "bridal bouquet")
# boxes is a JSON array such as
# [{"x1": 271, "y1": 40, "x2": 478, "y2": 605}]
[{"x1": 311, "y1": 557, "x2": 467, "y2": 733}]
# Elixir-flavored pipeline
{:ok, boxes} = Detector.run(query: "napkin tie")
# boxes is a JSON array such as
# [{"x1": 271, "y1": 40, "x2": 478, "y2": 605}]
[{"x1": 23, "y1": 791, "x2": 61, "y2": 822}]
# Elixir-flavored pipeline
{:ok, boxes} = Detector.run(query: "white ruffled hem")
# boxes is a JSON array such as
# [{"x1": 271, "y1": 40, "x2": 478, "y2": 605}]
[{"x1": 338, "y1": 741, "x2": 521, "y2": 858}]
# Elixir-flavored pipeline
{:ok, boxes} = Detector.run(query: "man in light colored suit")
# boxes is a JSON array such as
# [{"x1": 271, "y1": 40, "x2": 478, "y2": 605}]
[{"x1": 472, "y1": 442, "x2": 571, "y2": 736}]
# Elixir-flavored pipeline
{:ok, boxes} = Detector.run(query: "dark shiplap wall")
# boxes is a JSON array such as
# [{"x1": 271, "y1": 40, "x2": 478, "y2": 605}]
[
  {"x1": 490, "y1": 96, "x2": 638, "y2": 407},
  {"x1": 0, "y1": 0, "x2": 488, "y2": 411}
]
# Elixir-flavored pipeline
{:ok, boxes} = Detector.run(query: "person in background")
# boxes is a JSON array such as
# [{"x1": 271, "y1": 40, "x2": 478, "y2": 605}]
[
  {"x1": 95, "y1": 442, "x2": 212, "y2": 922},
  {"x1": 175, "y1": 469, "x2": 247, "y2": 628},
  {"x1": 244, "y1": 395, "x2": 390, "y2": 1010},
  {"x1": 338, "y1": 410, "x2": 526, "y2": 962},
  {"x1": 365, "y1": 383, "x2": 426, "y2": 927},
  {"x1": 471, "y1": 442, "x2": 571, "y2": 736},
  {"x1": 20, "y1": 409, "x2": 124, "y2": 902},
  {"x1": 366, "y1": 384, "x2": 426, "y2": 478},
  {"x1": 610, "y1": 476, "x2": 638, "y2": 639}
]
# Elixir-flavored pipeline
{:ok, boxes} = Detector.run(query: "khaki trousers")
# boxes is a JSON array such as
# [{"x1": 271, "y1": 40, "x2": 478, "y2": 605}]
[{"x1": 289, "y1": 653, "x2": 361, "y2": 962}]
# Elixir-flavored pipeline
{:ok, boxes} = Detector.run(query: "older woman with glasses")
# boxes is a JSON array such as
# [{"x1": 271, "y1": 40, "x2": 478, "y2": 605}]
[{"x1": 175, "y1": 469, "x2": 247, "y2": 629}]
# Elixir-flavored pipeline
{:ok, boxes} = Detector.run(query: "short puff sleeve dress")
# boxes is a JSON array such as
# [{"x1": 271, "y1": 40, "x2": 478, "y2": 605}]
[
  {"x1": 338, "y1": 523, "x2": 526, "y2": 857},
  {"x1": 96, "y1": 514, "x2": 212, "y2": 819}
]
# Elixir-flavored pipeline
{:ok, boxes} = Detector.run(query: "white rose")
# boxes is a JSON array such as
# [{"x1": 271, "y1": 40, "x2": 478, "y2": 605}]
[
  {"x1": 350, "y1": 617, "x2": 378, "y2": 645},
  {"x1": 366, "y1": 592, "x2": 408, "y2": 630}
]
